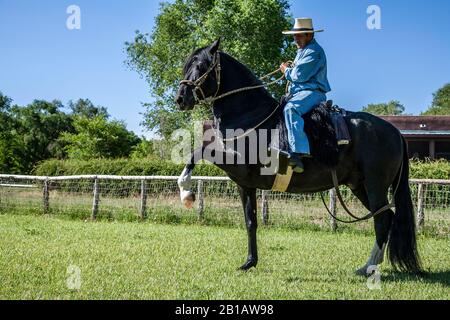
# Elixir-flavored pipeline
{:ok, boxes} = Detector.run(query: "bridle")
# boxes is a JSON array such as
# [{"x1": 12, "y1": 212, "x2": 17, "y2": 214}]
[
  {"x1": 179, "y1": 52, "x2": 288, "y2": 107},
  {"x1": 179, "y1": 52, "x2": 288, "y2": 142},
  {"x1": 179, "y1": 52, "x2": 222, "y2": 106}
]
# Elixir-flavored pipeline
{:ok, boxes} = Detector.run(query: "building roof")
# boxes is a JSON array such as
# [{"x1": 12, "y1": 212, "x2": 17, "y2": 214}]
[
  {"x1": 400, "y1": 130, "x2": 450, "y2": 138},
  {"x1": 380, "y1": 116, "x2": 450, "y2": 138},
  {"x1": 380, "y1": 116, "x2": 450, "y2": 131},
  {"x1": 400, "y1": 130, "x2": 450, "y2": 135}
]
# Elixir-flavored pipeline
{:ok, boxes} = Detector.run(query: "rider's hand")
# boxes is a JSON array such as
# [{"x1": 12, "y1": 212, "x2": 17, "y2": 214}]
[{"x1": 280, "y1": 63, "x2": 290, "y2": 74}]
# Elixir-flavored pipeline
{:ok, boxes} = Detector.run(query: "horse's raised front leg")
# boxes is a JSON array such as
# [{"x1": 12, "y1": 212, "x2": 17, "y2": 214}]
[
  {"x1": 177, "y1": 147, "x2": 204, "y2": 209},
  {"x1": 178, "y1": 167, "x2": 195, "y2": 209},
  {"x1": 238, "y1": 186, "x2": 258, "y2": 271}
]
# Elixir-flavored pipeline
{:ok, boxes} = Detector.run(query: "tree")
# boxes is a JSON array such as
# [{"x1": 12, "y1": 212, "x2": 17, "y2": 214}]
[
  {"x1": 421, "y1": 83, "x2": 450, "y2": 115},
  {"x1": 10, "y1": 99, "x2": 74, "y2": 172},
  {"x1": 1, "y1": 95, "x2": 74, "y2": 173},
  {"x1": 0, "y1": 92, "x2": 24, "y2": 173},
  {"x1": 130, "y1": 139, "x2": 154, "y2": 159},
  {"x1": 0, "y1": 93, "x2": 142, "y2": 173},
  {"x1": 68, "y1": 98, "x2": 109, "y2": 119},
  {"x1": 362, "y1": 100, "x2": 405, "y2": 115},
  {"x1": 125, "y1": 0, "x2": 295, "y2": 138},
  {"x1": 0, "y1": 92, "x2": 12, "y2": 111},
  {"x1": 60, "y1": 115, "x2": 140, "y2": 160}
]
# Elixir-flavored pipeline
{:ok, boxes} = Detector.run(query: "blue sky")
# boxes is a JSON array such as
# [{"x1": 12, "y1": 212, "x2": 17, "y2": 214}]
[{"x1": 1, "y1": 0, "x2": 449, "y2": 138}]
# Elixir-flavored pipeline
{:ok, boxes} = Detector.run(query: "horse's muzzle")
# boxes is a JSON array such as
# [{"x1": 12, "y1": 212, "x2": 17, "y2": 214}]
[{"x1": 175, "y1": 86, "x2": 195, "y2": 110}]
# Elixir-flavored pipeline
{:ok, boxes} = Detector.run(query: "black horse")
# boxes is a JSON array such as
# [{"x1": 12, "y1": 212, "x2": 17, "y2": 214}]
[{"x1": 175, "y1": 39, "x2": 421, "y2": 275}]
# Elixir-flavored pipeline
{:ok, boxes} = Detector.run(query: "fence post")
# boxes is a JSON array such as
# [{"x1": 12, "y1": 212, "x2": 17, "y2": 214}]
[
  {"x1": 329, "y1": 189, "x2": 337, "y2": 231},
  {"x1": 197, "y1": 179, "x2": 204, "y2": 219},
  {"x1": 261, "y1": 190, "x2": 269, "y2": 225},
  {"x1": 417, "y1": 183, "x2": 425, "y2": 230},
  {"x1": 140, "y1": 179, "x2": 148, "y2": 219},
  {"x1": 43, "y1": 178, "x2": 49, "y2": 214},
  {"x1": 91, "y1": 178, "x2": 100, "y2": 220}
]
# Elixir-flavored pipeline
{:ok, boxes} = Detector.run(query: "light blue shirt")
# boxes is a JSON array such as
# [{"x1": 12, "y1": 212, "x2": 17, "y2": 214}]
[{"x1": 284, "y1": 39, "x2": 331, "y2": 95}]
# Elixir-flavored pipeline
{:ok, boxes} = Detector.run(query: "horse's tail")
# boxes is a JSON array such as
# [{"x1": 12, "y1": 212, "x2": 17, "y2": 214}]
[{"x1": 388, "y1": 135, "x2": 422, "y2": 273}]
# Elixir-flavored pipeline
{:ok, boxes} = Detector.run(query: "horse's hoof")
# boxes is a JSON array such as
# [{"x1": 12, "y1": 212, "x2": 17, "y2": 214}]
[
  {"x1": 238, "y1": 259, "x2": 257, "y2": 271},
  {"x1": 355, "y1": 265, "x2": 375, "y2": 277},
  {"x1": 355, "y1": 267, "x2": 367, "y2": 277},
  {"x1": 180, "y1": 190, "x2": 196, "y2": 209}
]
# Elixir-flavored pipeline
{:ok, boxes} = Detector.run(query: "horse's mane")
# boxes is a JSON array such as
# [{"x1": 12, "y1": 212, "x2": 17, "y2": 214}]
[
  {"x1": 218, "y1": 52, "x2": 276, "y2": 101},
  {"x1": 184, "y1": 46, "x2": 275, "y2": 102},
  {"x1": 183, "y1": 46, "x2": 211, "y2": 75}
]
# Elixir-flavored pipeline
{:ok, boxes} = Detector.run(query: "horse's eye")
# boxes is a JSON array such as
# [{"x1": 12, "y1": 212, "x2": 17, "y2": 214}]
[{"x1": 196, "y1": 62, "x2": 203, "y2": 69}]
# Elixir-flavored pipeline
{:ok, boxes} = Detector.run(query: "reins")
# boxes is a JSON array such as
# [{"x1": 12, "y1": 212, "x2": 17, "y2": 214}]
[{"x1": 320, "y1": 160, "x2": 404, "y2": 224}]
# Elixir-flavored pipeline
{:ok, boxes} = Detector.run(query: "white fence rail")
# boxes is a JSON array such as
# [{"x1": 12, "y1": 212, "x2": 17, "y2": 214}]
[{"x1": 0, "y1": 174, "x2": 449, "y2": 233}]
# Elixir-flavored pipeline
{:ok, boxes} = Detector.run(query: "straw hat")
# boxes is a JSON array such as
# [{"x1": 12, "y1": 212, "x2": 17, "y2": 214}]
[{"x1": 282, "y1": 18, "x2": 324, "y2": 35}]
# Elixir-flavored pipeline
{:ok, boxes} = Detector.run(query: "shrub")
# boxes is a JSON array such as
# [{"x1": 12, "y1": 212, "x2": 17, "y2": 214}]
[
  {"x1": 33, "y1": 158, "x2": 225, "y2": 177},
  {"x1": 409, "y1": 159, "x2": 450, "y2": 180},
  {"x1": 34, "y1": 158, "x2": 450, "y2": 180}
]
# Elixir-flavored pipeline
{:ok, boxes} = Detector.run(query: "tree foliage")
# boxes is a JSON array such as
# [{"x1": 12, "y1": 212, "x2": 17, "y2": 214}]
[
  {"x1": 60, "y1": 115, "x2": 140, "y2": 160},
  {"x1": 10, "y1": 99, "x2": 74, "y2": 173},
  {"x1": 125, "y1": 0, "x2": 295, "y2": 138},
  {"x1": 69, "y1": 98, "x2": 109, "y2": 119},
  {"x1": 0, "y1": 93, "x2": 23, "y2": 173},
  {"x1": 0, "y1": 92, "x2": 140, "y2": 173},
  {"x1": 362, "y1": 100, "x2": 405, "y2": 115},
  {"x1": 421, "y1": 83, "x2": 450, "y2": 115}
]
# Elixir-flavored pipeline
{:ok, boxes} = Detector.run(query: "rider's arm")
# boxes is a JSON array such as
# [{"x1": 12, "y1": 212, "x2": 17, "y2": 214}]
[{"x1": 284, "y1": 49, "x2": 323, "y2": 83}]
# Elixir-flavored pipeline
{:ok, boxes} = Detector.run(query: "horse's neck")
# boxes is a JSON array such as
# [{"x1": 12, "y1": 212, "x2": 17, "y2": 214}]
[{"x1": 213, "y1": 53, "x2": 278, "y2": 132}]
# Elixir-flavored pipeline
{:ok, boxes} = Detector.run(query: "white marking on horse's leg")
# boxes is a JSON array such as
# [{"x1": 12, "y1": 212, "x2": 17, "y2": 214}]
[
  {"x1": 178, "y1": 167, "x2": 195, "y2": 209},
  {"x1": 367, "y1": 242, "x2": 386, "y2": 266},
  {"x1": 178, "y1": 167, "x2": 192, "y2": 191},
  {"x1": 356, "y1": 242, "x2": 386, "y2": 276}
]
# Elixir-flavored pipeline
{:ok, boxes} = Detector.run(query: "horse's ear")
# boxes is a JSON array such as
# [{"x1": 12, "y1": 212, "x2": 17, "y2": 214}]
[{"x1": 209, "y1": 38, "x2": 221, "y2": 54}]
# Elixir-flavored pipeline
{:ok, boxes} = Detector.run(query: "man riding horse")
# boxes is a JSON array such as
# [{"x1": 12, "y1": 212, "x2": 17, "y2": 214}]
[
  {"x1": 280, "y1": 18, "x2": 331, "y2": 173},
  {"x1": 175, "y1": 18, "x2": 421, "y2": 274}
]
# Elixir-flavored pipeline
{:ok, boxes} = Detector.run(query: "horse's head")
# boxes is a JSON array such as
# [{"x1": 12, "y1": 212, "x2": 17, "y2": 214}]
[{"x1": 175, "y1": 39, "x2": 221, "y2": 110}]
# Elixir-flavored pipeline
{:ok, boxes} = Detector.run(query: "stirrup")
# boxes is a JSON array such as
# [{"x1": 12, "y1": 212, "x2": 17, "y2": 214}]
[
  {"x1": 266, "y1": 146, "x2": 290, "y2": 175},
  {"x1": 289, "y1": 156, "x2": 305, "y2": 174}
]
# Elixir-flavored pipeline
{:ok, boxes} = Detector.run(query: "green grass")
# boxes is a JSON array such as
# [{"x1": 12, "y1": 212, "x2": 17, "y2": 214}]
[{"x1": 1, "y1": 214, "x2": 449, "y2": 300}]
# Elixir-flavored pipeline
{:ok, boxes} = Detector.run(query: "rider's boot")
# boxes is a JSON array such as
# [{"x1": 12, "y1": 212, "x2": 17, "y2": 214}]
[{"x1": 288, "y1": 153, "x2": 306, "y2": 173}]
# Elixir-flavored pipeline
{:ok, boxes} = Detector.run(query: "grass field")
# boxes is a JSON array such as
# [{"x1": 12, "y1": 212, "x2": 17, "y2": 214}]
[{"x1": 0, "y1": 213, "x2": 449, "y2": 300}]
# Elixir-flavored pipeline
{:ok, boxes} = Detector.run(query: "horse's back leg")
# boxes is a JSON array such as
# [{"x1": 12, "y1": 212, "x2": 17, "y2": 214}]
[
  {"x1": 351, "y1": 184, "x2": 393, "y2": 276},
  {"x1": 238, "y1": 186, "x2": 258, "y2": 271}
]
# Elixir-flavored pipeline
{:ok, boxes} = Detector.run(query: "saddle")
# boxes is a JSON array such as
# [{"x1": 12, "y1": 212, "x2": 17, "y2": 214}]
[{"x1": 270, "y1": 99, "x2": 351, "y2": 175}]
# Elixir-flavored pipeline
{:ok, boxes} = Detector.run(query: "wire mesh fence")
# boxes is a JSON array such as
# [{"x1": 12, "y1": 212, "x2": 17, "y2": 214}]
[{"x1": 0, "y1": 174, "x2": 449, "y2": 236}]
